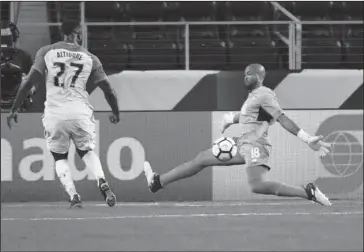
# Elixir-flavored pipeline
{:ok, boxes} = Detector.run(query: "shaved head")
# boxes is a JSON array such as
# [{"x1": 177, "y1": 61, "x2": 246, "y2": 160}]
[
  {"x1": 245, "y1": 63, "x2": 266, "y2": 79},
  {"x1": 244, "y1": 63, "x2": 266, "y2": 90}
]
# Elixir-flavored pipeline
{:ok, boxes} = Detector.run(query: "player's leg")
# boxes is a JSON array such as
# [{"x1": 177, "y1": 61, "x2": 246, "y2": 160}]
[
  {"x1": 51, "y1": 152, "x2": 82, "y2": 208},
  {"x1": 243, "y1": 143, "x2": 308, "y2": 198},
  {"x1": 144, "y1": 148, "x2": 246, "y2": 193},
  {"x1": 71, "y1": 116, "x2": 116, "y2": 207},
  {"x1": 43, "y1": 117, "x2": 81, "y2": 208},
  {"x1": 76, "y1": 148, "x2": 115, "y2": 207},
  {"x1": 247, "y1": 165, "x2": 331, "y2": 205},
  {"x1": 244, "y1": 143, "x2": 331, "y2": 205},
  {"x1": 246, "y1": 165, "x2": 308, "y2": 198}
]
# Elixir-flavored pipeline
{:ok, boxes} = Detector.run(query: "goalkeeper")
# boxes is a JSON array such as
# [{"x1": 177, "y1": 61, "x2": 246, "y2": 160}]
[{"x1": 143, "y1": 63, "x2": 332, "y2": 206}]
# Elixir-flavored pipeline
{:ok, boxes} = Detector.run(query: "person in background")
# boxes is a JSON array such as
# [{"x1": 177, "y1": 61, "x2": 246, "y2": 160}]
[{"x1": 1, "y1": 20, "x2": 34, "y2": 112}]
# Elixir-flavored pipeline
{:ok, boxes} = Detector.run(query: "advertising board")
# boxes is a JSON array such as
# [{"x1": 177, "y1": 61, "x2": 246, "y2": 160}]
[{"x1": 1, "y1": 112, "x2": 213, "y2": 202}]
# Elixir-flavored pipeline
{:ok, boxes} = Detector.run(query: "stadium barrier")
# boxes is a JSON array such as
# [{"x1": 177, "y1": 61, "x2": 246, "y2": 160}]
[{"x1": 2, "y1": 110, "x2": 362, "y2": 202}]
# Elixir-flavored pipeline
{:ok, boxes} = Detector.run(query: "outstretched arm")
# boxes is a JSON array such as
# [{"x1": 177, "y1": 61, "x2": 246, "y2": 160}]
[
  {"x1": 277, "y1": 113, "x2": 318, "y2": 142},
  {"x1": 276, "y1": 114, "x2": 301, "y2": 136},
  {"x1": 260, "y1": 91, "x2": 307, "y2": 138},
  {"x1": 277, "y1": 113, "x2": 331, "y2": 157},
  {"x1": 262, "y1": 91, "x2": 331, "y2": 157},
  {"x1": 277, "y1": 114, "x2": 324, "y2": 144}
]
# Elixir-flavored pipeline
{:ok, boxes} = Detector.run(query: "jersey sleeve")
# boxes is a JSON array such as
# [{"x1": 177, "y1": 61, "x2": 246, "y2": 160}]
[
  {"x1": 261, "y1": 91, "x2": 284, "y2": 121},
  {"x1": 88, "y1": 54, "x2": 108, "y2": 84},
  {"x1": 30, "y1": 46, "x2": 49, "y2": 75}
]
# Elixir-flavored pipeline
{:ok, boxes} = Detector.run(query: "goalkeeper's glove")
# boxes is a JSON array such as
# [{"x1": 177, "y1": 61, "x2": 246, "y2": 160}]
[
  {"x1": 298, "y1": 130, "x2": 332, "y2": 158},
  {"x1": 220, "y1": 112, "x2": 235, "y2": 133}
]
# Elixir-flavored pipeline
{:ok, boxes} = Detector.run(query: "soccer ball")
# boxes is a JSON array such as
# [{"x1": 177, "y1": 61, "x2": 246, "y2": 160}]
[{"x1": 212, "y1": 137, "x2": 238, "y2": 162}]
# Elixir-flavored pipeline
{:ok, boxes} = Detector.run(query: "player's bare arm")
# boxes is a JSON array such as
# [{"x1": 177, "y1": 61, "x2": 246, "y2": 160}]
[
  {"x1": 220, "y1": 112, "x2": 240, "y2": 133},
  {"x1": 97, "y1": 79, "x2": 120, "y2": 124},
  {"x1": 277, "y1": 114, "x2": 331, "y2": 157},
  {"x1": 276, "y1": 114, "x2": 300, "y2": 135},
  {"x1": 87, "y1": 52, "x2": 120, "y2": 124},
  {"x1": 259, "y1": 86, "x2": 331, "y2": 158}
]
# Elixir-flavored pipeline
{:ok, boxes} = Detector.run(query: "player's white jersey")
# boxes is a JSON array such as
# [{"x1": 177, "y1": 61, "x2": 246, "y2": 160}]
[
  {"x1": 32, "y1": 41, "x2": 107, "y2": 119},
  {"x1": 44, "y1": 47, "x2": 93, "y2": 112}
]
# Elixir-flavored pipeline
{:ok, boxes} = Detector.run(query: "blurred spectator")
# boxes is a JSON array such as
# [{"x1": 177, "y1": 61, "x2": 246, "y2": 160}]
[{"x1": 1, "y1": 21, "x2": 35, "y2": 112}]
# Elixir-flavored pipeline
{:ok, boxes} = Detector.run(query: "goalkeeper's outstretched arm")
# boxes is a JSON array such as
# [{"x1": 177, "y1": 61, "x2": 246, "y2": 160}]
[
  {"x1": 277, "y1": 114, "x2": 300, "y2": 135},
  {"x1": 277, "y1": 114, "x2": 312, "y2": 143},
  {"x1": 277, "y1": 113, "x2": 331, "y2": 157}
]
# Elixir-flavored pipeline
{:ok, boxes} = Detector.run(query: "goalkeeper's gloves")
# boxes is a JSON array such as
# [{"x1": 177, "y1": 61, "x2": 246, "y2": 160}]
[
  {"x1": 297, "y1": 130, "x2": 332, "y2": 158},
  {"x1": 220, "y1": 112, "x2": 235, "y2": 133}
]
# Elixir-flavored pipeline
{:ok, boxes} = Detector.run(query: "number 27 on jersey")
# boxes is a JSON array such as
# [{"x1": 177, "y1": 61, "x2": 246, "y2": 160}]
[{"x1": 53, "y1": 62, "x2": 84, "y2": 88}]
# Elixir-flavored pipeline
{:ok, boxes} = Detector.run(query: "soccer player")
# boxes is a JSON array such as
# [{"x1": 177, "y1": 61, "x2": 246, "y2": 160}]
[
  {"x1": 6, "y1": 21, "x2": 120, "y2": 208},
  {"x1": 144, "y1": 63, "x2": 332, "y2": 206}
]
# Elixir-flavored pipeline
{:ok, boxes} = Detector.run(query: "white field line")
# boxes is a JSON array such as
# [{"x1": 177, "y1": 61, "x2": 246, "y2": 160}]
[
  {"x1": 1, "y1": 201, "x2": 362, "y2": 209},
  {"x1": 1, "y1": 211, "x2": 363, "y2": 222}
]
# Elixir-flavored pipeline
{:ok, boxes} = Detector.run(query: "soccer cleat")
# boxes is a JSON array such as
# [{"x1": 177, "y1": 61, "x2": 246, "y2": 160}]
[
  {"x1": 69, "y1": 194, "x2": 83, "y2": 208},
  {"x1": 305, "y1": 183, "x2": 332, "y2": 206},
  {"x1": 144, "y1": 161, "x2": 163, "y2": 193},
  {"x1": 98, "y1": 178, "x2": 116, "y2": 207}
]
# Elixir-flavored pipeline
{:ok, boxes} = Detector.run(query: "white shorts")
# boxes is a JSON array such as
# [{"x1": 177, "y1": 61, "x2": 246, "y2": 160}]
[{"x1": 42, "y1": 115, "x2": 96, "y2": 154}]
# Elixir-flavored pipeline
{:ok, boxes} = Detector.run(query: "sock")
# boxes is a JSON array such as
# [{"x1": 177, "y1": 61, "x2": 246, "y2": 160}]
[
  {"x1": 55, "y1": 160, "x2": 78, "y2": 199},
  {"x1": 82, "y1": 151, "x2": 105, "y2": 185},
  {"x1": 251, "y1": 181, "x2": 308, "y2": 199},
  {"x1": 160, "y1": 159, "x2": 206, "y2": 186}
]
